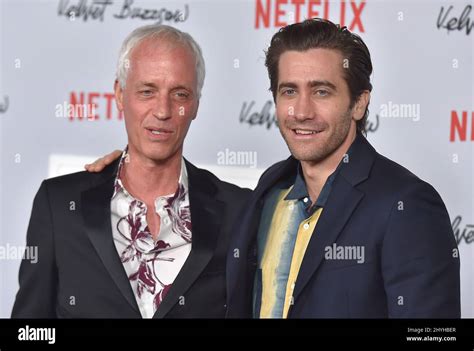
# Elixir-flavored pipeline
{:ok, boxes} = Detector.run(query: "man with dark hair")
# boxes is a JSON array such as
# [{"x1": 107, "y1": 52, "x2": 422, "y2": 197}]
[
  {"x1": 226, "y1": 18, "x2": 460, "y2": 318},
  {"x1": 85, "y1": 19, "x2": 460, "y2": 319}
]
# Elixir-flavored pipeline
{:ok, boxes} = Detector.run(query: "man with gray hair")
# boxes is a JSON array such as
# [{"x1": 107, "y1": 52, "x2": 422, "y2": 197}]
[{"x1": 12, "y1": 25, "x2": 250, "y2": 318}]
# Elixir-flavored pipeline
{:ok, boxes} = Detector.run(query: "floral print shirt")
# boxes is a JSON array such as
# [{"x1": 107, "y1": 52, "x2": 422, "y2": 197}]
[{"x1": 110, "y1": 150, "x2": 192, "y2": 318}]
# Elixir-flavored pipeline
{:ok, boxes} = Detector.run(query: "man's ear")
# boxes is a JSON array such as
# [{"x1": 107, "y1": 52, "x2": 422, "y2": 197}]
[
  {"x1": 114, "y1": 80, "x2": 124, "y2": 112},
  {"x1": 352, "y1": 91, "x2": 370, "y2": 121}
]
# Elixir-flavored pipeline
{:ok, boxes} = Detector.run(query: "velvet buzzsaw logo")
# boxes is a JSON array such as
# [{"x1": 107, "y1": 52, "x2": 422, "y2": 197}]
[
  {"x1": 57, "y1": 0, "x2": 189, "y2": 23},
  {"x1": 240, "y1": 100, "x2": 277, "y2": 129},
  {"x1": 452, "y1": 215, "x2": 474, "y2": 246},
  {"x1": 239, "y1": 100, "x2": 379, "y2": 133},
  {"x1": 437, "y1": 4, "x2": 473, "y2": 35}
]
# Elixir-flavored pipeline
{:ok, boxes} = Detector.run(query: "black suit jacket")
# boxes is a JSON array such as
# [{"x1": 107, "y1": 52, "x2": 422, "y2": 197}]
[
  {"x1": 226, "y1": 133, "x2": 461, "y2": 318},
  {"x1": 12, "y1": 159, "x2": 251, "y2": 318}
]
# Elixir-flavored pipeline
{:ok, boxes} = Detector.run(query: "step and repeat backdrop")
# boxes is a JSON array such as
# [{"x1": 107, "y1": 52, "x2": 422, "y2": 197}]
[{"x1": 0, "y1": 0, "x2": 472, "y2": 317}]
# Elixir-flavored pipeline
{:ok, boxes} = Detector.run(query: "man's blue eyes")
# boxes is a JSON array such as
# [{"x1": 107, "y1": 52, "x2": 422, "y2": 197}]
[{"x1": 282, "y1": 89, "x2": 330, "y2": 96}]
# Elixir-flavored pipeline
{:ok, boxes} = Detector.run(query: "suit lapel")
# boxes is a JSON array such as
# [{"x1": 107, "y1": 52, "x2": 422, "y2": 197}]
[
  {"x1": 292, "y1": 133, "x2": 377, "y2": 304},
  {"x1": 154, "y1": 160, "x2": 224, "y2": 318},
  {"x1": 81, "y1": 159, "x2": 140, "y2": 315},
  {"x1": 291, "y1": 178, "x2": 364, "y2": 301}
]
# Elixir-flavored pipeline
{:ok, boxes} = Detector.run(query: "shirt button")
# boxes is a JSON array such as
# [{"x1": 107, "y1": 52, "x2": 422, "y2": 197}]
[
  {"x1": 288, "y1": 203, "x2": 294, "y2": 210},
  {"x1": 163, "y1": 218, "x2": 170, "y2": 225},
  {"x1": 303, "y1": 197, "x2": 309, "y2": 203},
  {"x1": 303, "y1": 223, "x2": 310, "y2": 230}
]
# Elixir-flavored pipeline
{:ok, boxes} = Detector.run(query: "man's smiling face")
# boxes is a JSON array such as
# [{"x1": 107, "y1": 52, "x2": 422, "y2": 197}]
[{"x1": 275, "y1": 48, "x2": 362, "y2": 163}]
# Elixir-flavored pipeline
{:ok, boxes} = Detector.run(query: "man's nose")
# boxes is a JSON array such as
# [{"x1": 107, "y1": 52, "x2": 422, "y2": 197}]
[
  {"x1": 152, "y1": 94, "x2": 172, "y2": 120},
  {"x1": 293, "y1": 93, "x2": 315, "y2": 121}
]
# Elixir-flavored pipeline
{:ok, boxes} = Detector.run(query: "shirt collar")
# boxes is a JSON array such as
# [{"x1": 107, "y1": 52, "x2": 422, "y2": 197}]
[
  {"x1": 284, "y1": 164, "x2": 337, "y2": 210},
  {"x1": 284, "y1": 139, "x2": 356, "y2": 210},
  {"x1": 112, "y1": 146, "x2": 188, "y2": 200}
]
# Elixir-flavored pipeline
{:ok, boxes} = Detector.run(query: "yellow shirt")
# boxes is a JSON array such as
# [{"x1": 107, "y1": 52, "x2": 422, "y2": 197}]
[{"x1": 259, "y1": 185, "x2": 323, "y2": 318}]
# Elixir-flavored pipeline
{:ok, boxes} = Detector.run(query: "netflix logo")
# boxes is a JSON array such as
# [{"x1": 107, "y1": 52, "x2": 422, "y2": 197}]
[
  {"x1": 450, "y1": 110, "x2": 474, "y2": 142},
  {"x1": 255, "y1": 0, "x2": 366, "y2": 32},
  {"x1": 55, "y1": 91, "x2": 123, "y2": 121}
]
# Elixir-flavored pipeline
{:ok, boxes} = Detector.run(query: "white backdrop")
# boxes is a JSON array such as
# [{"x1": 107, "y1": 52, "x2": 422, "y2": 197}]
[{"x1": 0, "y1": 0, "x2": 472, "y2": 317}]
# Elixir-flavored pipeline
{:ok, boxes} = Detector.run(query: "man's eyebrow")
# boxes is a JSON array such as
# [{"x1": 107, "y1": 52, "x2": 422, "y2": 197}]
[
  {"x1": 308, "y1": 80, "x2": 337, "y2": 91},
  {"x1": 171, "y1": 85, "x2": 193, "y2": 92},
  {"x1": 278, "y1": 80, "x2": 337, "y2": 91},
  {"x1": 278, "y1": 82, "x2": 298, "y2": 91},
  {"x1": 136, "y1": 82, "x2": 158, "y2": 89}
]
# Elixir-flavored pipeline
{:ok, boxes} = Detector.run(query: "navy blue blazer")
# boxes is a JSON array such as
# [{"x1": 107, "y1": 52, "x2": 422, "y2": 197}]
[{"x1": 226, "y1": 133, "x2": 460, "y2": 318}]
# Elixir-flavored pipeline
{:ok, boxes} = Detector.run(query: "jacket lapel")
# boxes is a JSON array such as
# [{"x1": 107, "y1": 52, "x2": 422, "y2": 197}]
[
  {"x1": 291, "y1": 178, "x2": 364, "y2": 301},
  {"x1": 81, "y1": 159, "x2": 140, "y2": 315},
  {"x1": 154, "y1": 160, "x2": 224, "y2": 318},
  {"x1": 291, "y1": 134, "x2": 377, "y2": 304}
]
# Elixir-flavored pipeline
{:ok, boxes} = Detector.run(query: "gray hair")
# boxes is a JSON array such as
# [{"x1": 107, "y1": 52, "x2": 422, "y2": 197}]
[{"x1": 116, "y1": 24, "x2": 205, "y2": 97}]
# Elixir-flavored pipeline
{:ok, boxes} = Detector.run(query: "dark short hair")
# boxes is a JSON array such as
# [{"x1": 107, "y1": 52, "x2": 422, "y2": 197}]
[{"x1": 265, "y1": 18, "x2": 373, "y2": 133}]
